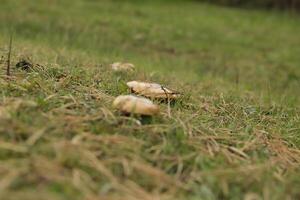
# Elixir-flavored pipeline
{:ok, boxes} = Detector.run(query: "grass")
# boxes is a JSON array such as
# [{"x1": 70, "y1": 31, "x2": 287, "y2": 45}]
[{"x1": 0, "y1": 0, "x2": 300, "y2": 199}]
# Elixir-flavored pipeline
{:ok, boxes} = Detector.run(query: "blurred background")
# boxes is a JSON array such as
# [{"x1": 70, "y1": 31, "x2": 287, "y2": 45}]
[
  {"x1": 1, "y1": 0, "x2": 299, "y2": 106},
  {"x1": 195, "y1": 0, "x2": 300, "y2": 10}
]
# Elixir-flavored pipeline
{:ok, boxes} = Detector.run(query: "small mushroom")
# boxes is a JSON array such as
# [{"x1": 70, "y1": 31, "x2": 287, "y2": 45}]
[
  {"x1": 113, "y1": 95, "x2": 159, "y2": 116},
  {"x1": 111, "y1": 62, "x2": 135, "y2": 72},
  {"x1": 126, "y1": 81, "x2": 180, "y2": 100}
]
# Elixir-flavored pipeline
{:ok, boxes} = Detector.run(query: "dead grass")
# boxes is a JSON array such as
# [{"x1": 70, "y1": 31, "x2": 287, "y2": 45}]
[
  {"x1": 0, "y1": 50, "x2": 299, "y2": 200},
  {"x1": 0, "y1": 0, "x2": 300, "y2": 199}
]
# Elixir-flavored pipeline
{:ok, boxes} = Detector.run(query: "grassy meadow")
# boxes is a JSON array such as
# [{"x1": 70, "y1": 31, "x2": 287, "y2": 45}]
[{"x1": 0, "y1": 0, "x2": 300, "y2": 199}]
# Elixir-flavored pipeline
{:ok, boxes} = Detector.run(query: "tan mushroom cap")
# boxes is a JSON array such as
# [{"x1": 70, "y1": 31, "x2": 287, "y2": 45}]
[
  {"x1": 111, "y1": 62, "x2": 135, "y2": 72},
  {"x1": 126, "y1": 81, "x2": 180, "y2": 99},
  {"x1": 113, "y1": 95, "x2": 159, "y2": 116}
]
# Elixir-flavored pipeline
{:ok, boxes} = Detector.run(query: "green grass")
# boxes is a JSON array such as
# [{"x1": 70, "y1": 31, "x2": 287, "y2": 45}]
[{"x1": 0, "y1": 0, "x2": 300, "y2": 199}]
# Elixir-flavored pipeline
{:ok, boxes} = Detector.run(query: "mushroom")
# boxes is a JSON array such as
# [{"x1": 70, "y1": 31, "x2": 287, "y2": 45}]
[
  {"x1": 126, "y1": 81, "x2": 180, "y2": 99},
  {"x1": 111, "y1": 62, "x2": 135, "y2": 72},
  {"x1": 113, "y1": 95, "x2": 159, "y2": 116}
]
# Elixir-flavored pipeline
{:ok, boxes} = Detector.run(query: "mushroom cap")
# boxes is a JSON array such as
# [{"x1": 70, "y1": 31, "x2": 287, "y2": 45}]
[
  {"x1": 113, "y1": 95, "x2": 159, "y2": 116},
  {"x1": 111, "y1": 62, "x2": 135, "y2": 72},
  {"x1": 126, "y1": 81, "x2": 180, "y2": 99}
]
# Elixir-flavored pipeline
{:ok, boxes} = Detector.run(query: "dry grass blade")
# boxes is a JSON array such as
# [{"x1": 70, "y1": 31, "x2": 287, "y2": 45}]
[
  {"x1": 0, "y1": 141, "x2": 28, "y2": 153},
  {"x1": 6, "y1": 33, "x2": 13, "y2": 76},
  {"x1": 227, "y1": 146, "x2": 250, "y2": 160},
  {"x1": 131, "y1": 161, "x2": 182, "y2": 188},
  {"x1": 83, "y1": 151, "x2": 156, "y2": 200},
  {"x1": 26, "y1": 128, "x2": 46, "y2": 146},
  {"x1": 0, "y1": 170, "x2": 21, "y2": 192},
  {"x1": 83, "y1": 150, "x2": 120, "y2": 186}
]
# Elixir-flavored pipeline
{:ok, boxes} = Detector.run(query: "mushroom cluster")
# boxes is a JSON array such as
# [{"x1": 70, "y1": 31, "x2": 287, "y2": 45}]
[{"x1": 112, "y1": 63, "x2": 181, "y2": 116}]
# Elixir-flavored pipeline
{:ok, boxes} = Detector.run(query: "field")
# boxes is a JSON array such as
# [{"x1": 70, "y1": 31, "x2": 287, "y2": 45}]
[{"x1": 0, "y1": 0, "x2": 300, "y2": 199}]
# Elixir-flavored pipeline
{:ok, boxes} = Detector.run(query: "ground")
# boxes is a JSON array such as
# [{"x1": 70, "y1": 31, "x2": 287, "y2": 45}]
[{"x1": 0, "y1": 0, "x2": 300, "y2": 199}]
